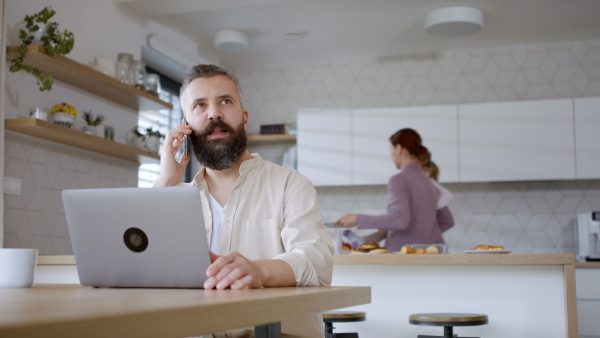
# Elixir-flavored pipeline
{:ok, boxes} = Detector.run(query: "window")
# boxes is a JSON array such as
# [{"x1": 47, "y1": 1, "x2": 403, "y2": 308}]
[{"x1": 137, "y1": 68, "x2": 190, "y2": 187}]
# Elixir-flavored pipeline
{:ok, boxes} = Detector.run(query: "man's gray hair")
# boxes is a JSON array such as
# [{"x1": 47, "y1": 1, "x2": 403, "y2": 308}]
[{"x1": 179, "y1": 64, "x2": 243, "y2": 111}]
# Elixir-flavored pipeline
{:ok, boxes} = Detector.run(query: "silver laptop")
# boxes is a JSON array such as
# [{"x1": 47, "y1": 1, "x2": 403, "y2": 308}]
[{"x1": 63, "y1": 186, "x2": 210, "y2": 288}]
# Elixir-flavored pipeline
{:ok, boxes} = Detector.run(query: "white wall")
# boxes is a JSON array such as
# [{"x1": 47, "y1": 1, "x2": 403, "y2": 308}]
[{"x1": 1, "y1": 0, "x2": 209, "y2": 252}]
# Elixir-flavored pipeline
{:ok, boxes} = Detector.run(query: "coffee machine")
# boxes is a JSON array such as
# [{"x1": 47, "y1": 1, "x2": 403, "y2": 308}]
[{"x1": 575, "y1": 211, "x2": 600, "y2": 262}]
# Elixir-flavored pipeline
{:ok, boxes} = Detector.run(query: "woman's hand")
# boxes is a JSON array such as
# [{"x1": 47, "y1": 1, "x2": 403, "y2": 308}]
[
  {"x1": 153, "y1": 123, "x2": 193, "y2": 187},
  {"x1": 335, "y1": 214, "x2": 358, "y2": 228}
]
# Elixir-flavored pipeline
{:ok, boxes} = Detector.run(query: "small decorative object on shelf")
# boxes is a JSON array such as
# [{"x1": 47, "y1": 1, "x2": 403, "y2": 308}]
[
  {"x1": 260, "y1": 124, "x2": 290, "y2": 135},
  {"x1": 116, "y1": 53, "x2": 134, "y2": 85},
  {"x1": 9, "y1": 6, "x2": 74, "y2": 91},
  {"x1": 82, "y1": 110, "x2": 105, "y2": 135},
  {"x1": 29, "y1": 107, "x2": 48, "y2": 121},
  {"x1": 49, "y1": 102, "x2": 77, "y2": 128},
  {"x1": 104, "y1": 125, "x2": 115, "y2": 140},
  {"x1": 132, "y1": 60, "x2": 147, "y2": 91},
  {"x1": 145, "y1": 73, "x2": 161, "y2": 96},
  {"x1": 144, "y1": 127, "x2": 165, "y2": 154},
  {"x1": 125, "y1": 126, "x2": 146, "y2": 149}
]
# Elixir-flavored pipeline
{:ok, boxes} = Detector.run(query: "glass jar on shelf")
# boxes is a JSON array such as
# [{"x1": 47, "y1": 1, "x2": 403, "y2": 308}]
[
  {"x1": 116, "y1": 53, "x2": 133, "y2": 85},
  {"x1": 145, "y1": 73, "x2": 161, "y2": 96},
  {"x1": 132, "y1": 60, "x2": 147, "y2": 91}
]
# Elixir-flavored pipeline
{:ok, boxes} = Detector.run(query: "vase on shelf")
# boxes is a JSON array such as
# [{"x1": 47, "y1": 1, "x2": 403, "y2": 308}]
[
  {"x1": 83, "y1": 125, "x2": 97, "y2": 135},
  {"x1": 52, "y1": 112, "x2": 76, "y2": 128},
  {"x1": 144, "y1": 135, "x2": 161, "y2": 154}
]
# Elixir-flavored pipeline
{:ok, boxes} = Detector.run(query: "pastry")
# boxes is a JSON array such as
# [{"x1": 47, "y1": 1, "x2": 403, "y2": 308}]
[
  {"x1": 369, "y1": 248, "x2": 388, "y2": 254},
  {"x1": 470, "y1": 244, "x2": 505, "y2": 251},
  {"x1": 413, "y1": 248, "x2": 427, "y2": 254},
  {"x1": 361, "y1": 241, "x2": 379, "y2": 250},
  {"x1": 398, "y1": 246, "x2": 414, "y2": 254},
  {"x1": 350, "y1": 248, "x2": 369, "y2": 254},
  {"x1": 426, "y1": 245, "x2": 440, "y2": 254}
]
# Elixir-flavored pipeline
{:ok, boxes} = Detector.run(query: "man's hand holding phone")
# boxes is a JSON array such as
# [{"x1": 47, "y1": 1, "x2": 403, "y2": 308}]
[{"x1": 153, "y1": 118, "x2": 192, "y2": 187}]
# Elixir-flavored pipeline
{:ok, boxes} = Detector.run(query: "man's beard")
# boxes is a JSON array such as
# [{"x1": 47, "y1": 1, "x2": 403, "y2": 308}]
[{"x1": 189, "y1": 120, "x2": 247, "y2": 171}]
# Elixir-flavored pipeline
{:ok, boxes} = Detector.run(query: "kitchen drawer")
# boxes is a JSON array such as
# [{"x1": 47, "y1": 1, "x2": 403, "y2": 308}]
[
  {"x1": 578, "y1": 300, "x2": 600, "y2": 337},
  {"x1": 576, "y1": 269, "x2": 600, "y2": 300}
]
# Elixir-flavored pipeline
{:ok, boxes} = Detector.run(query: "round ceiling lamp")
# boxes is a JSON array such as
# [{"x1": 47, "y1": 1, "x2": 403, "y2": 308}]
[
  {"x1": 213, "y1": 29, "x2": 249, "y2": 52},
  {"x1": 424, "y1": 6, "x2": 484, "y2": 37}
]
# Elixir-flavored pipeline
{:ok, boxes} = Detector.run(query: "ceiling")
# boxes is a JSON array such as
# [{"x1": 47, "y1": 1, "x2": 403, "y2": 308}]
[{"x1": 122, "y1": 0, "x2": 600, "y2": 69}]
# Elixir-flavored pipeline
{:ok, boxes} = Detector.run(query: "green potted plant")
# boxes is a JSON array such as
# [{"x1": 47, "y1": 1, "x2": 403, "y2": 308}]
[
  {"x1": 103, "y1": 125, "x2": 115, "y2": 141},
  {"x1": 9, "y1": 6, "x2": 75, "y2": 91},
  {"x1": 144, "y1": 127, "x2": 165, "y2": 154},
  {"x1": 82, "y1": 110, "x2": 105, "y2": 135},
  {"x1": 125, "y1": 126, "x2": 146, "y2": 149}
]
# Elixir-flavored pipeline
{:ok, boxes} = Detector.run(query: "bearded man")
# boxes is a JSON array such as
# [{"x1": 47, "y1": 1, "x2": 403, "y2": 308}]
[{"x1": 153, "y1": 64, "x2": 333, "y2": 338}]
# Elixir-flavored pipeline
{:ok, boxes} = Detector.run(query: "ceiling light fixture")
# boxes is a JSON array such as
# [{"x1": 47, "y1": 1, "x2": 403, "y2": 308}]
[
  {"x1": 424, "y1": 6, "x2": 484, "y2": 37},
  {"x1": 213, "y1": 29, "x2": 249, "y2": 52},
  {"x1": 283, "y1": 31, "x2": 305, "y2": 40}
]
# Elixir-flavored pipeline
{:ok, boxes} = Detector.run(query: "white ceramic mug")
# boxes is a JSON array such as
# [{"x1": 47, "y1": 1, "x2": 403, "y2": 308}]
[{"x1": 0, "y1": 248, "x2": 38, "y2": 288}]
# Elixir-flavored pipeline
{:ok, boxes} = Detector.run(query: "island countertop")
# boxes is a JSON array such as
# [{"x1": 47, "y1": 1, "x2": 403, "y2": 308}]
[
  {"x1": 331, "y1": 253, "x2": 577, "y2": 338},
  {"x1": 333, "y1": 253, "x2": 574, "y2": 265}
]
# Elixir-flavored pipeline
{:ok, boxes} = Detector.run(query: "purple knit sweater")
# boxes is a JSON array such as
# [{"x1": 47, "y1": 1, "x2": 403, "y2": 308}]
[{"x1": 356, "y1": 161, "x2": 454, "y2": 252}]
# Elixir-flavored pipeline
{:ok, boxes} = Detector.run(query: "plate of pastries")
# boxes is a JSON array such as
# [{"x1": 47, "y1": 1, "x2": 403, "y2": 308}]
[
  {"x1": 395, "y1": 244, "x2": 447, "y2": 254},
  {"x1": 350, "y1": 241, "x2": 388, "y2": 254},
  {"x1": 464, "y1": 244, "x2": 511, "y2": 254}
]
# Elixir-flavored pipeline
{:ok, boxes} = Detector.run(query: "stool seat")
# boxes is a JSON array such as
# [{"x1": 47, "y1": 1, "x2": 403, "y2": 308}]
[
  {"x1": 323, "y1": 311, "x2": 366, "y2": 323},
  {"x1": 409, "y1": 313, "x2": 488, "y2": 326},
  {"x1": 409, "y1": 313, "x2": 488, "y2": 338}
]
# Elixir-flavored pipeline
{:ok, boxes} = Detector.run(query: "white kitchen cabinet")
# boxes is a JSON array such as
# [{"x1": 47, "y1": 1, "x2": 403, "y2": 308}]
[
  {"x1": 352, "y1": 106, "x2": 459, "y2": 185},
  {"x1": 574, "y1": 97, "x2": 600, "y2": 179},
  {"x1": 297, "y1": 110, "x2": 352, "y2": 186},
  {"x1": 459, "y1": 99, "x2": 576, "y2": 182},
  {"x1": 576, "y1": 267, "x2": 600, "y2": 338}
]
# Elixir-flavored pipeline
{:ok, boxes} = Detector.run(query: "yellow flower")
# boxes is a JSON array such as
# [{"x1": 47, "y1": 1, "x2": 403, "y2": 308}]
[{"x1": 49, "y1": 102, "x2": 78, "y2": 117}]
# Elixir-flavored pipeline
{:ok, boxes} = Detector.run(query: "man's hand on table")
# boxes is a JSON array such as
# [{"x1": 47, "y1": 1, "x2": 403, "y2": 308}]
[{"x1": 204, "y1": 252, "x2": 296, "y2": 290}]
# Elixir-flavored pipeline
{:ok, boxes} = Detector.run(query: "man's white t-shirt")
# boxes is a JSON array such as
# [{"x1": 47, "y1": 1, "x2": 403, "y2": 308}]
[{"x1": 209, "y1": 193, "x2": 226, "y2": 253}]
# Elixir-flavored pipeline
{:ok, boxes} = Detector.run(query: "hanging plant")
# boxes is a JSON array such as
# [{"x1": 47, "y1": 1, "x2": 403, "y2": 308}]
[{"x1": 9, "y1": 6, "x2": 75, "y2": 91}]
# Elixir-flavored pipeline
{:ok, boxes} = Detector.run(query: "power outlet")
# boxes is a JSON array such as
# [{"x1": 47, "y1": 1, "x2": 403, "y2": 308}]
[{"x1": 3, "y1": 177, "x2": 22, "y2": 196}]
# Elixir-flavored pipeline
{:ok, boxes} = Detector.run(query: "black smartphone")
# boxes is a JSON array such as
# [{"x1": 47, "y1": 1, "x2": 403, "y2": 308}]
[{"x1": 182, "y1": 118, "x2": 188, "y2": 158}]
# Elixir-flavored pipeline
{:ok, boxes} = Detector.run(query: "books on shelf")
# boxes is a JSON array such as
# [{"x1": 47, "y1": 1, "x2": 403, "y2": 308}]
[{"x1": 260, "y1": 124, "x2": 290, "y2": 135}]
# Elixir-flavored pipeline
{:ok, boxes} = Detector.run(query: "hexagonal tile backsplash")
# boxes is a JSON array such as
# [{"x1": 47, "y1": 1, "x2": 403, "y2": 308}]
[{"x1": 4, "y1": 38, "x2": 600, "y2": 255}]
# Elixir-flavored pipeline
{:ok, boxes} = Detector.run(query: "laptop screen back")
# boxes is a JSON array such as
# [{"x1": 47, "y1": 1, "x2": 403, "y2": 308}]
[{"x1": 63, "y1": 186, "x2": 210, "y2": 288}]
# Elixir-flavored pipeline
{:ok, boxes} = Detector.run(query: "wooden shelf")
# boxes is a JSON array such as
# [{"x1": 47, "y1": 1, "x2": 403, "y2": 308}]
[
  {"x1": 5, "y1": 118, "x2": 159, "y2": 164},
  {"x1": 6, "y1": 45, "x2": 173, "y2": 111},
  {"x1": 247, "y1": 134, "x2": 296, "y2": 145}
]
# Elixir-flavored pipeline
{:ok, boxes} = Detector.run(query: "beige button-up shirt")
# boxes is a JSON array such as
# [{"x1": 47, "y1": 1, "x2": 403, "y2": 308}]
[{"x1": 183, "y1": 154, "x2": 334, "y2": 337}]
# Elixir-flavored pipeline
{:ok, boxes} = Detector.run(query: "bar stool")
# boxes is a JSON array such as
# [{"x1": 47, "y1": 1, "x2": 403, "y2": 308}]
[
  {"x1": 408, "y1": 313, "x2": 488, "y2": 338},
  {"x1": 322, "y1": 311, "x2": 366, "y2": 338}
]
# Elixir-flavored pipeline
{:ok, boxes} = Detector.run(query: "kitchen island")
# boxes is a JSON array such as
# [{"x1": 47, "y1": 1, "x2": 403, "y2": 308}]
[{"x1": 331, "y1": 254, "x2": 576, "y2": 338}]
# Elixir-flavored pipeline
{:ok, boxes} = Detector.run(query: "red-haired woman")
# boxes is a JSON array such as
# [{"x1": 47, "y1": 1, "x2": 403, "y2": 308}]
[{"x1": 335, "y1": 128, "x2": 454, "y2": 252}]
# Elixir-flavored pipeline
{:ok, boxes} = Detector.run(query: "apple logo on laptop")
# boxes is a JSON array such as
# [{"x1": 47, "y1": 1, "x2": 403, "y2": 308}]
[{"x1": 124, "y1": 227, "x2": 149, "y2": 252}]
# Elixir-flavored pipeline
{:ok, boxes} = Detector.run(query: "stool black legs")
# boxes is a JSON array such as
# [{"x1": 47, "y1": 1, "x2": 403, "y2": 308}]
[
  {"x1": 324, "y1": 322, "x2": 359, "y2": 338},
  {"x1": 416, "y1": 326, "x2": 479, "y2": 338},
  {"x1": 417, "y1": 325, "x2": 479, "y2": 338}
]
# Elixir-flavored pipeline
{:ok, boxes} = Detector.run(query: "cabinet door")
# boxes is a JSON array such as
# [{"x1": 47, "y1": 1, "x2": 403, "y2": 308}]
[
  {"x1": 459, "y1": 99, "x2": 575, "y2": 182},
  {"x1": 352, "y1": 105, "x2": 459, "y2": 185},
  {"x1": 575, "y1": 97, "x2": 600, "y2": 179},
  {"x1": 297, "y1": 110, "x2": 352, "y2": 186}
]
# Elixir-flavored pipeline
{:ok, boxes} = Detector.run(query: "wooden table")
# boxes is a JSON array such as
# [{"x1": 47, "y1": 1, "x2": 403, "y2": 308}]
[{"x1": 0, "y1": 284, "x2": 371, "y2": 338}]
